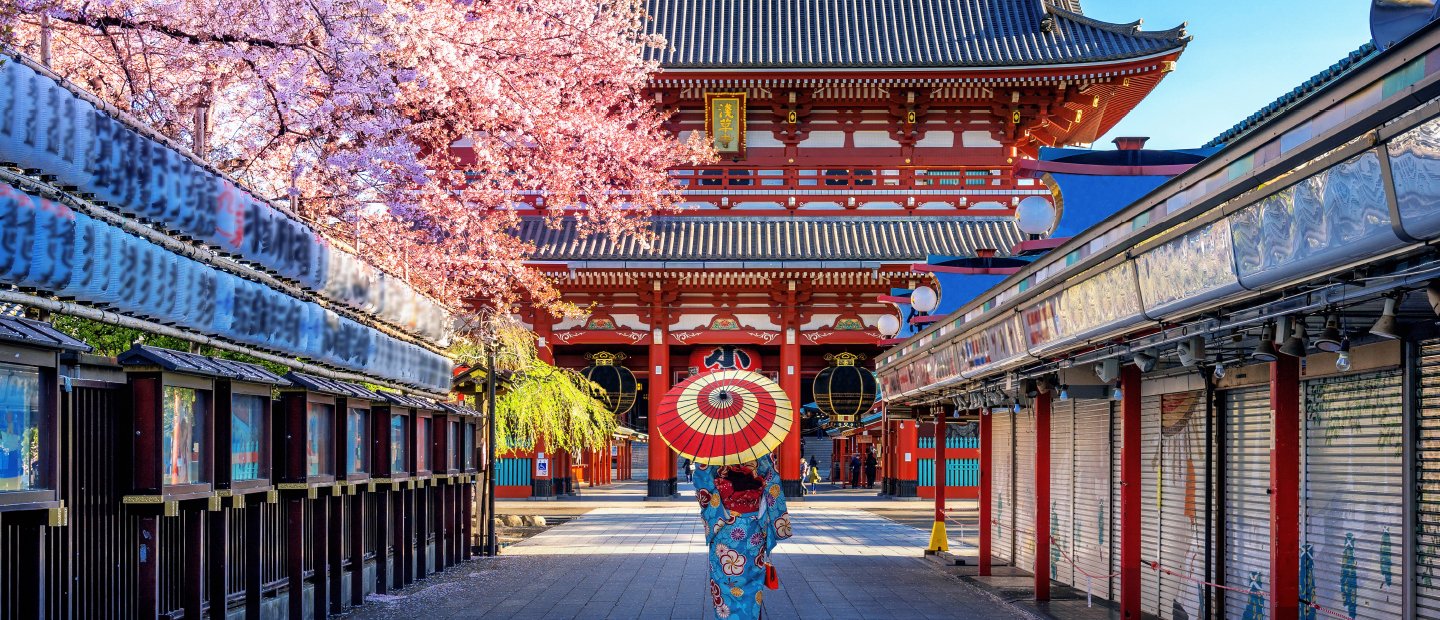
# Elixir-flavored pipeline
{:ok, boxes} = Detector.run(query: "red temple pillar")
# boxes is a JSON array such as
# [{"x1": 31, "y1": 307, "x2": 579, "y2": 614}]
[
  {"x1": 1034, "y1": 392, "x2": 1051, "y2": 601},
  {"x1": 780, "y1": 322, "x2": 803, "y2": 496},
  {"x1": 1271, "y1": 355, "x2": 1301, "y2": 620},
  {"x1": 1120, "y1": 365, "x2": 1142, "y2": 619},
  {"x1": 927, "y1": 406, "x2": 948, "y2": 552},
  {"x1": 648, "y1": 333, "x2": 671, "y2": 498},
  {"x1": 979, "y1": 409, "x2": 993, "y2": 576}
]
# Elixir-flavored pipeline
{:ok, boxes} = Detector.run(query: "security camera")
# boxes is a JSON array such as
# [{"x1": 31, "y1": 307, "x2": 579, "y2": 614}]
[{"x1": 1095, "y1": 359, "x2": 1121, "y2": 383}]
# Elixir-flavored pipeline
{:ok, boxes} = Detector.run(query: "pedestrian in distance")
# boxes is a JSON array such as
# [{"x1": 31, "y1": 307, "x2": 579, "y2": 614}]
[
  {"x1": 683, "y1": 458, "x2": 694, "y2": 483},
  {"x1": 848, "y1": 453, "x2": 862, "y2": 489},
  {"x1": 798, "y1": 457, "x2": 810, "y2": 495},
  {"x1": 864, "y1": 449, "x2": 878, "y2": 489},
  {"x1": 805, "y1": 456, "x2": 821, "y2": 494}
]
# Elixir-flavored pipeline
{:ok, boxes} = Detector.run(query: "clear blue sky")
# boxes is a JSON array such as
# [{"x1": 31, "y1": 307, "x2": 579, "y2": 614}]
[{"x1": 1086, "y1": 0, "x2": 1374, "y2": 149}]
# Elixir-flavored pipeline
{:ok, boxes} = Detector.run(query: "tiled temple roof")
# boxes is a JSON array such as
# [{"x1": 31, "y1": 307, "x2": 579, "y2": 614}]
[
  {"x1": 519, "y1": 216, "x2": 1023, "y2": 263},
  {"x1": 644, "y1": 0, "x2": 1186, "y2": 70}
]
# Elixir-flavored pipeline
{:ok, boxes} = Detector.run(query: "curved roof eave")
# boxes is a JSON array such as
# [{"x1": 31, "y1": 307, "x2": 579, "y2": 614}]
[{"x1": 643, "y1": 0, "x2": 1188, "y2": 72}]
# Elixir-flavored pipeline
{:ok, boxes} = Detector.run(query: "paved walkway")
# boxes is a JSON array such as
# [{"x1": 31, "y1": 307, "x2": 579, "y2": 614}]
[{"x1": 348, "y1": 506, "x2": 1025, "y2": 619}]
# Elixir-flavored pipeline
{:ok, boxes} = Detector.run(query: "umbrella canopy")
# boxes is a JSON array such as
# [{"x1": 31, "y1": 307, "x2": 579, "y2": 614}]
[{"x1": 656, "y1": 369, "x2": 794, "y2": 466}]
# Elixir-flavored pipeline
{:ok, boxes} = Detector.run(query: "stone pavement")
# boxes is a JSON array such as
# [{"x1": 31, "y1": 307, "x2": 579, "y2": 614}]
[{"x1": 346, "y1": 506, "x2": 1027, "y2": 619}]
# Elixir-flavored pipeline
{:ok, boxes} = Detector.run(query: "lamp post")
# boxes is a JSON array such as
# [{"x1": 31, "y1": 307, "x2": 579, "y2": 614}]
[{"x1": 485, "y1": 340, "x2": 499, "y2": 557}]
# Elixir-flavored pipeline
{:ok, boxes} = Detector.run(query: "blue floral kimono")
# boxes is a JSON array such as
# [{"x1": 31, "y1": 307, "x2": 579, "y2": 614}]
[{"x1": 693, "y1": 454, "x2": 792, "y2": 619}]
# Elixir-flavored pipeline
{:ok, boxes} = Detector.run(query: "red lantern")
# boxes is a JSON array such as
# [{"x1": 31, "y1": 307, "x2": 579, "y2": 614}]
[{"x1": 687, "y1": 345, "x2": 761, "y2": 375}]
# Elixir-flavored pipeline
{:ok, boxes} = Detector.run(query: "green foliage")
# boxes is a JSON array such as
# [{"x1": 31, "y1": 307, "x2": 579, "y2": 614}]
[
  {"x1": 450, "y1": 316, "x2": 616, "y2": 456},
  {"x1": 49, "y1": 315, "x2": 291, "y2": 375}
]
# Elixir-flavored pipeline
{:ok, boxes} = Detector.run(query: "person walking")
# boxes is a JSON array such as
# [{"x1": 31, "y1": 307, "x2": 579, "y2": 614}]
[
  {"x1": 848, "y1": 453, "x2": 862, "y2": 489},
  {"x1": 798, "y1": 457, "x2": 810, "y2": 495},
  {"x1": 682, "y1": 458, "x2": 693, "y2": 483},
  {"x1": 805, "y1": 456, "x2": 821, "y2": 494},
  {"x1": 864, "y1": 449, "x2": 878, "y2": 489},
  {"x1": 693, "y1": 454, "x2": 792, "y2": 619}
]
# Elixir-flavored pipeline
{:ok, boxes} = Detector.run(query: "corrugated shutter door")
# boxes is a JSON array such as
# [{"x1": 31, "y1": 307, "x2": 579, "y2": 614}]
[
  {"x1": 1140, "y1": 395, "x2": 1162, "y2": 615},
  {"x1": 1072, "y1": 398, "x2": 1114, "y2": 601},
  {"x1": 1015, "y1": 408, "x2": 1037, "y2": 575},
  {"x1": 1157, "y1": 391, "x2": 1209, "y2": 620},
  {"x1": 1223, "y1": 386, "x2": 1272, "y2": 620},
  {"x1": 1302, "y1": 370, "x2": 1404, "y2": 620},
  {"x1": 1112, "y1": 397, "x2": 1124, "y2": 599},
  {"x1": 992, "y1": 412, "x2": 1015, "y2": 565},
  {"x1": 1051, "y1": 400, "x2": 1075, "y2": 587},
  {"x1": 1419, "y1": 340, "x2": 1440, "y2": 617},
  {"x1": 634, "y1": 442, "x2": 648, "y2": 479}
]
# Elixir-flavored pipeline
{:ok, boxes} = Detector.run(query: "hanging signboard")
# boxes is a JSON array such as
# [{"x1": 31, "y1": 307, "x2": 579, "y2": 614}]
[
  {"x1": 0, "y1": 54, "x2": 451, "y2": 344},
  {"x1": 704, "y1": 92, "x2": 747, "y2": 157},
  {"x1": 0, "y1": 183, "x2": 454, "y2": 391}
]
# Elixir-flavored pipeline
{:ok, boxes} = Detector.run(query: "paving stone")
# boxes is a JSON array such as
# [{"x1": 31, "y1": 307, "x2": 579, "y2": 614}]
[{"x1": 347, "y1": 506, "x2": 1030, "y2": 619}]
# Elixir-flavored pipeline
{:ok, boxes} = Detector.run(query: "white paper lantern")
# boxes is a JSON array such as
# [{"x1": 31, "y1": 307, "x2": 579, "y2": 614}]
[
  {"x1": 910, "y1": 286, "x2": 939, "y2": 313},
  {"x1": 876, "y1": 314, "x2": 902, "y2": 338},
  {"x1": 1015, "y1": 196, "x2": 1058, "y2": 236}
]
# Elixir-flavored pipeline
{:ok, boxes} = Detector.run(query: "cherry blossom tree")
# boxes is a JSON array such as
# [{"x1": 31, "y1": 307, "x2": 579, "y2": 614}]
[{"x1": 3, "y1": 0, "x2": 709, "y2": 314}]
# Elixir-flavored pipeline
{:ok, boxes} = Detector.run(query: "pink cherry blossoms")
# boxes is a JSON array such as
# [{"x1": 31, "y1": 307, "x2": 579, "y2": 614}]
[{"x1": 3, "y1": 0, "x2": 711, "y2": 314}]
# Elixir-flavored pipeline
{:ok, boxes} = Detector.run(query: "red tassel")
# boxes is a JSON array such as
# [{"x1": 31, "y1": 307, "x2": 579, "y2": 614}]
[{"x1": 765, "y1": 562, "x2": 779, "y2": 590}]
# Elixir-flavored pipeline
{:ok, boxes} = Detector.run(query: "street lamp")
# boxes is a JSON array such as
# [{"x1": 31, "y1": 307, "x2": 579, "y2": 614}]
[
  {"x1": 484, "y1": 337, "x2": 499, "y2": 557},
  {"x1": 910, "y1": 286, "x2": 939, "y2": 314},
  {"x1": 876, "y1": 314, "x2": 901, "y2": 339}
]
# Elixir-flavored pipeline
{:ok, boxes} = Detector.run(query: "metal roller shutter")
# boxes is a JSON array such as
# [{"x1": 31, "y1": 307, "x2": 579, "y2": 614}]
[
  {"x1": 1223, "y1": 386, "x2": 1272, "y2": 620},
  {"x1": 1016, "y1": 408, "x2": 1038, "y2": 575},
  {"x1": 1157, "y1": 391, "x2": 1209, "y2": 620},
  {"x1": 633, "y1": 442, "x2": 648, "y2": 480},
  {"x1": 1302, "y1": 370, "x2": 1403, "y2": 620},
  {"x1": 1071, "y1": 398, "x2": 1114, "y2": 602},
  {"x1": 1052, "y1": 400, "x2": 1075, "y2": 587},
  {"x1": 1140, "y1": 394, "x2": 1162, "y2": 615},
  {"x1": 1419, "y1": 340, "x2": 1440, "y2": 618},
  {"x1": 992, "y1": 412, "x2": 1015, "y2": 565},
  {"x1": 1112, "y1": 397, "x2": 1124, "y2": 600},
  {"x1": 1422, "y1": 342, "x2": 1440, "y2": 618}
]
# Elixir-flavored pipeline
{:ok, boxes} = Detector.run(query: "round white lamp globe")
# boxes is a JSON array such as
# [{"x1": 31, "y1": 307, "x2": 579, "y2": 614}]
[
  {"x1": 1015, "y1": 195, "x2": 1058, "y2": 236},
  {"x1": 910, "y1": 286, "x2": 939, "y2": 313},
  {"x1": 876, "y1": 314, "x2": 902, "y2": 338}
]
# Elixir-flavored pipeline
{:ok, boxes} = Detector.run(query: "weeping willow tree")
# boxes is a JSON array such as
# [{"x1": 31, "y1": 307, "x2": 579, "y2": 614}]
[{"x1": 449, "y1": 315, "x2": 617, "y2": 456}]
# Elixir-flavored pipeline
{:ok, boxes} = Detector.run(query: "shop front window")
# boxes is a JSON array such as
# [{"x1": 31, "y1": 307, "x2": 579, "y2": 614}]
[
  {"x1": 231, "y1": 394, "x2": 268, "y2": 482},
  {"x1": 0, "y1": 364, "x2": 42, "y2": 491},
  {"x1": 462, "y1": 423, "x2": 475, "y2": 470},
  {"x1": 447, "y1": 421, "x2": 458, "y2": 471},
  {"x1": 416, "y1": 417, "x2": 432, "y2": 472},
  {"x1": 306, "y1": 403, "x2": 334, "y2": 477},
  {"x1": 391, "y1": 414, "x2": 408, "y2": 474},
  {"x1": 347, "y1": 407, "x2": 369, "y2": 475},
  {"x1": 163, "y1": 386, "x2": 208, "y2": 485}
]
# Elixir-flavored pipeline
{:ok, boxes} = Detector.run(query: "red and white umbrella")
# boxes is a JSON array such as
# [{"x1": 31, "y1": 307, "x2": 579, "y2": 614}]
[{"x1": 655, "y1": 369, "x2": 794, "y2": 466}]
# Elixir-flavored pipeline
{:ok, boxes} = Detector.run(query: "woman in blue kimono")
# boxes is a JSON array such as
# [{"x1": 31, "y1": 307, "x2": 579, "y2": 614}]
[{"x1": 693, "y1": 453, "x2": 792, "y2": 619}]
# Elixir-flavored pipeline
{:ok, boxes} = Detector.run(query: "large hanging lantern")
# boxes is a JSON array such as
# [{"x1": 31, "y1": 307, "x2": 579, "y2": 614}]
[
  {"x1": 581, "y1": 352, "x2": 638, "y2": 417},
  {"x1": 687, "y1": 345, "x2": 761, "y2": 375},
  {"x1": 812, "y1": 352, "x2": 878, "y2": 419}
]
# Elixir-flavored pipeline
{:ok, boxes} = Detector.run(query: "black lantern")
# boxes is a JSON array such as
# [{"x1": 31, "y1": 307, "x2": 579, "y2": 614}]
[
  {"x1": 581, "y1": 352, "x2": 638, "y2": 418},
  {"x1": 812, "y1": 352, "x2": 878, "y2": 419}
]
